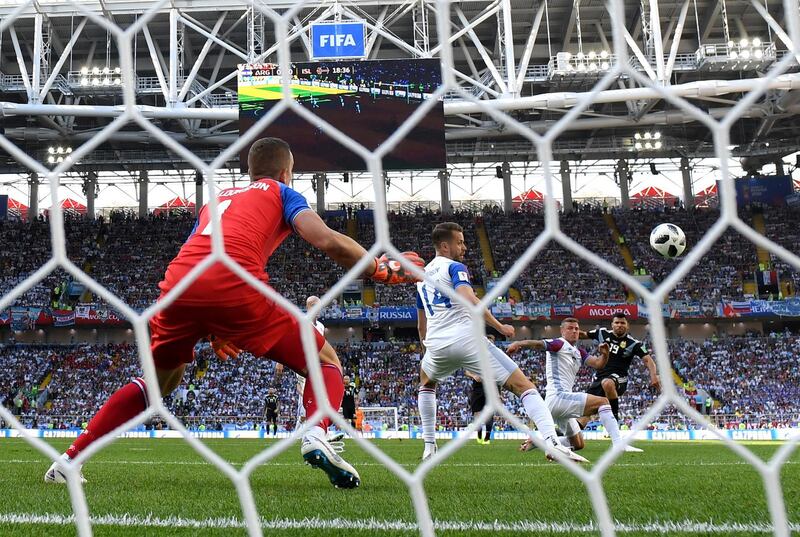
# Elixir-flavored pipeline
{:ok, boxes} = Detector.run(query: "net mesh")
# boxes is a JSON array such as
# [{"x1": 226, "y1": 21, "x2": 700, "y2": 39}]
[
  {"x1": 359, "y1": 407, "x2": 400, "y2": 434},
  {"x1": 1, "y1": 0, "x2": 800, "y2": 536}
]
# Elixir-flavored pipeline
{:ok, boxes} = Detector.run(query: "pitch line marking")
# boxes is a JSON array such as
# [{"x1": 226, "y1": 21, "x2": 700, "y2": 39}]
[
  {"x1": 1, "y1": 512, "x2": 798, "y2": 533},
  {"x1": 0, "y1": 458, "x2": 795, "y2": 469}
]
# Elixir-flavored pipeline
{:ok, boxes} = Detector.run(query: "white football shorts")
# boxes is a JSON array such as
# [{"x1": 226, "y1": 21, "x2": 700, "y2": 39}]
[
  {"x1": 545, "y1": 391, "x2": 587, "y2": 437},
  {"x1": 421, "y1": 337, "x2": 518, "y2": 385}
]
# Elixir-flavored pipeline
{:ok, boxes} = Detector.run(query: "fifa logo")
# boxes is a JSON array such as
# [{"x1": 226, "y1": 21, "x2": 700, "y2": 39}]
[{"x1": 319, "y1": 34, "x2": 357, "y2": 47}]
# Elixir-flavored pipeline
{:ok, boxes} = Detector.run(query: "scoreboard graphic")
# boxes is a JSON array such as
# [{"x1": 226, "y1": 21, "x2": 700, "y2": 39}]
[{"x1": 237, "y1": 59, "x2": 446, "y2": 173}]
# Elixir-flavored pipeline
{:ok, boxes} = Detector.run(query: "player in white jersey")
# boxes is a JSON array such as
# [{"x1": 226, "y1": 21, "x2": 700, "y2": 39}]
[
  {"x1": 415, "y1": 222, "x2": 588, "y2": 464},
  {"x1": 509, "y1": 317, "x2": 630, "y2": 453},
  {"x1": 278, "y1": 295, "x2": 345, "y2": 445}
]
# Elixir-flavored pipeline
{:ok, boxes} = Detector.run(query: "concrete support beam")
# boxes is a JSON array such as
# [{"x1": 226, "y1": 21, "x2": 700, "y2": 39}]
[
  {"x1": 28, "y1": 173, "x2": 39, "y2": 220},
  {"x1": 617, "y1": 159, "x2": 630, "y2": 209},
  {"x1": 501, "y1": 161, "x2": 512, "y2": 214},
  {"x1": 439, "y1": 169, "x2": 452, "y2": 216},
  {"x1": 138, "y1": 170, "x2": 148, "y2": 218},
  {"x1": 315, "y1": 173, "x2": 326, "y2": 216},
  {"x1": 84, "y1": 171, "x2": 97, "y2": 220},
  {"x1": 195, "y1": 171, "x2": 203, "y2": 216},
  {"x1": 560, "y1": 160, "x2": 573, "y2": 214},
  {"x1": 681, "y1": 157, "x2": 694, "y2": 210}
]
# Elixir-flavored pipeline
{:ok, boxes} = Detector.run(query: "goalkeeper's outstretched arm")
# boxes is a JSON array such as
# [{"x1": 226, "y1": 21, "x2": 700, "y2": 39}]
[
  {"x1": 294, "y1": 210, "x2": 423, "y2": 284},
  {"x1": 294, "y1": 210, "x2": 374, "y2": 274}
]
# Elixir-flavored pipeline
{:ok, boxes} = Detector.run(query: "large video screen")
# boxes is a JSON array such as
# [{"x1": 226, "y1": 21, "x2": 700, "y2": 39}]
[{"x1": 238, "y1": 59, "x2": 446, "y2": 173}]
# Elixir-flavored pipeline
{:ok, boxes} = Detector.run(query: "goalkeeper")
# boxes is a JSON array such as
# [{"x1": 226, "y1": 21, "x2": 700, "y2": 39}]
[{"x1": 45, "y1": 137, "x2": 423, "y2": 490}]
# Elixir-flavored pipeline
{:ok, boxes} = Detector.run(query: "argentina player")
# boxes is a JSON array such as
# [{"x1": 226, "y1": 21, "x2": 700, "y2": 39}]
[{"x1": 510, "y1": 318, "x2": 635, "y2": 453}]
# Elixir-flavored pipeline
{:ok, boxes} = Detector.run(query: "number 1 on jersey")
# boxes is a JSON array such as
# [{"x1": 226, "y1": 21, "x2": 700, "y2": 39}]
[{"x1": 200, "y1": 199, "x2": 232, "y2": 235}]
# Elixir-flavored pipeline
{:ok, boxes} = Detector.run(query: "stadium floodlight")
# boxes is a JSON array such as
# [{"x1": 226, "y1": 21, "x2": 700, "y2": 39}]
[
  {"x1": 78, "y1": 65, "x2": 123, "y2": 87},
  {"x1": 696, "y1": 37, "x2": 774, "y2": 70},
  {"x1": 632, "y1": 132, "x2": 663, "y2": 151},
  {"x1": 46, "y1": 146, "x2": 73, "y2": 166},
  {"x1": 550, "y1": 50, "x2": 613, "y2": 78}
]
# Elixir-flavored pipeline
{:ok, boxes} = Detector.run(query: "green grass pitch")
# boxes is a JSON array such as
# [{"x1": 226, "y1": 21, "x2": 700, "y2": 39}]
[{"x1": 0, "y1": 438, "x2": 797, "y2": 536}]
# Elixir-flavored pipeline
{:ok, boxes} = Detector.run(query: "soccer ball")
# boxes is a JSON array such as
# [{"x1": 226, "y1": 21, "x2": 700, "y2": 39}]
[{"x1": 649, "y1": 223, "x2": 686, "y2": 258}]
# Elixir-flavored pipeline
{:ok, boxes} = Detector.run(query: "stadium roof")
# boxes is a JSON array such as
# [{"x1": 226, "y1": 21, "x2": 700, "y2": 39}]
[{"x1": 1, "y1": 0, "x2": 800, "y2": 174}]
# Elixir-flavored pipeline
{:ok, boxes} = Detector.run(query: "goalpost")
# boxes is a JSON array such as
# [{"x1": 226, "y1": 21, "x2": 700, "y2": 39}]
[{"x1": 357, "y1": 406, "x2": 400, "y2": 438}]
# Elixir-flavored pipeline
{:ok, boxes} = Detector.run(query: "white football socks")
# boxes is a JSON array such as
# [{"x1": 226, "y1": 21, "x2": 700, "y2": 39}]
[
  {"x1": 520, "y1": 388, "x2": 557, "y2": 441},
  {"x1": 418, "y1": 387, "x2": 437, "y2": 445},
  {"x1": 304, "y1": 425, "x2": 327, "y2": 442},
  {"x1": 598, "y1": 404, "x2": 622, "y2": 445}
]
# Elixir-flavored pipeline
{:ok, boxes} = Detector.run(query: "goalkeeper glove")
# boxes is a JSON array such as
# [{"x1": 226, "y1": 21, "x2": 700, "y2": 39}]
[
  {"x1": 209, "y1": 335, "x2": 241, "y2": 361},
  {"x1": 371, "y1": 251, "x2": 425, "y2": 285}
]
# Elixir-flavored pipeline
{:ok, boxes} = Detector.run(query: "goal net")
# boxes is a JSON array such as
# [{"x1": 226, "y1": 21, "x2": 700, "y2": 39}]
[
  {"x1": 358, "y1": 406, "x2": 400, "y2": 438},
  {"x1": 0, "y1": 0, "x2": 799, "y2": 536}
]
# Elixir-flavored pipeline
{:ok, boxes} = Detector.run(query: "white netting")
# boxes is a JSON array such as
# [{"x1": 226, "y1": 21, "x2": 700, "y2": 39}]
[
  {"x1": 359, "y1": 406, "x2": 400, "y2": 435},
  {"x1": 1, "y1": 0, "x2": 800, "y2": 536}
]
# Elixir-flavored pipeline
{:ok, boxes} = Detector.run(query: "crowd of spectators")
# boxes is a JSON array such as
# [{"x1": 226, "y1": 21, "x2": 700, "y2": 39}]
[
  {"x1": 484, "y1": 211, "x2": 629, "y2": 303},
  {"x1": 3, "y1": 334, "x2": 797, "y2": 432},
  {"x1": 88, "y1": 212, "x2": 195, "y2": 310},
  {"x1": 762, "y1": 207, "x2": 800, "y2": 295},
  {"x1": 0, "y1": 344, "x2": 53, "y2": 417},
  {"x1": 2, "y1": 205, "x2": 798, "y2": 311},
  {"x1": 0, "y1": 216, "x2": 102, "y2": 308},
  {"x1": 266, "y1": 214, "x2": 350, "y2": 305},
  {"x1": 670, "y1": 333, "x2": 800, "y2": 418},
  {"x1": 616, "y1": 207, "x2": 750, "y2": 301}
]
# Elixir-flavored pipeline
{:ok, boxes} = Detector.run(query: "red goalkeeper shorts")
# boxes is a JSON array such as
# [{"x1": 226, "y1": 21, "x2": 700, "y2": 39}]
[{"x1": 149, "y1": 295, "x2": 325, "y2": 373}]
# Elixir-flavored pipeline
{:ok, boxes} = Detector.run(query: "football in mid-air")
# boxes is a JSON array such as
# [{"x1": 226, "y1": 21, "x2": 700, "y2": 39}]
[{"x1": 650, "y1": 223, "x2": 687, "y2": 258}]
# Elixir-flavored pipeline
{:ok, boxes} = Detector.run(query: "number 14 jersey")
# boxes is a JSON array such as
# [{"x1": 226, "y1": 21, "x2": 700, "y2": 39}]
[{"x1": 416, "y1": 255, "x2": 473, "y2": 351}]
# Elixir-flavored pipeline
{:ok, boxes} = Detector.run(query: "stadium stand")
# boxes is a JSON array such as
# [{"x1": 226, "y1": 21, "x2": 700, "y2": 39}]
[
  {"x1": 484, "y1": 209, "x2": 629, "y2": 303},
  {"x1": 4, "y1": 334, "x2": 797, "y2": 432},
  {"x1": 3, "y1": 206, "x2": 797, "y2": 311}
]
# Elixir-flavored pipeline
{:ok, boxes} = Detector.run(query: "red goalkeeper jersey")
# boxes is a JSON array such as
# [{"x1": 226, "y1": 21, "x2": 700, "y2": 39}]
[{"x1": 158, "y1": 178, "x2": 311, "y2": 305}]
